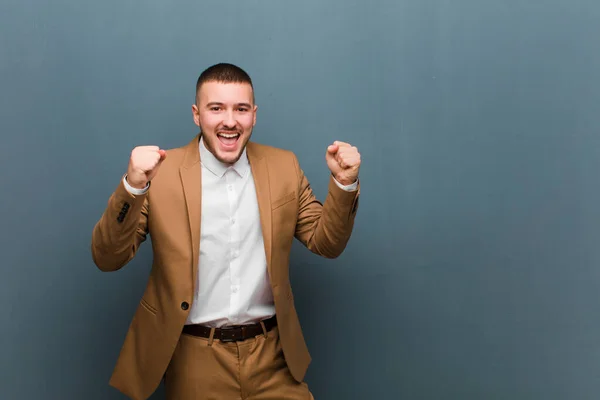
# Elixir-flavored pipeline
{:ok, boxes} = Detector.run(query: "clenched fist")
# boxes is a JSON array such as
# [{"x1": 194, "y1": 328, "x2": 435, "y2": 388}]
[
  {"x1": 126, "y1": 146, "x2": 167, "y2": 189},
  {"x1": 325, "y1": 141, "x2": 361, "y2": 186}
]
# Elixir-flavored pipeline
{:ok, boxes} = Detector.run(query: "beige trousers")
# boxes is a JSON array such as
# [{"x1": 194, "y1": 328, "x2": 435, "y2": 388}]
[{"x1": 165, "y1": 325, "x2": 314, "y2": 400}]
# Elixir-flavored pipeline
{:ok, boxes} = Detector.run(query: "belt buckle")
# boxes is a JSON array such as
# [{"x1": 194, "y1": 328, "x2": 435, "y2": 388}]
[{"x1": 219, "y1": 326, "x2": 242, "y2": 343}]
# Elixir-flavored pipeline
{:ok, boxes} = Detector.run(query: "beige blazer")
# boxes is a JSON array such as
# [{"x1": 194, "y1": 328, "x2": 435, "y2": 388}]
[{"x1": 91, "y1": 134, "x2": 360, "y2": 399}]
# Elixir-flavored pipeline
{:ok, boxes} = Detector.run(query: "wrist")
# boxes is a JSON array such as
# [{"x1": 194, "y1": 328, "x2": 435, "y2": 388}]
[
  {"x1": 125, "y1": 174, "x2": 148, "y2": 190},
  {"x1": 333, "y1": 174, "x2": 357, "y2": 186}
]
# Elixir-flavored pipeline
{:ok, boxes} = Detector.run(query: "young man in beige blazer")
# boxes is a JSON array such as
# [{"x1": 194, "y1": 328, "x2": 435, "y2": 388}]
[{"x1": 91, "y1": 63, "x2": 361, "y2": 400}]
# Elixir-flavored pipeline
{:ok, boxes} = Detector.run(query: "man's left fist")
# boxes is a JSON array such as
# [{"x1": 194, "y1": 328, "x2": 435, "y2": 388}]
[{"x1": 325, "y1": 141, "x2": 361, "y2": 186}]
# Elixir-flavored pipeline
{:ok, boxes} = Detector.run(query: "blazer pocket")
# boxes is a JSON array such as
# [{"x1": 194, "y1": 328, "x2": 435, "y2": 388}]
[
  {"x1": 140, "y1": 298, "x2": 158, "y2": 315},
  {"x1": 271, "y1": 191, "x2": 296, "y2": 210}
]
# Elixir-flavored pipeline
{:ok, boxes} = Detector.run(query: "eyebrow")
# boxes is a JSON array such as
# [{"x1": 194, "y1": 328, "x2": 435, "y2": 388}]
[{"x1": 206, "y1": 102, "x2": 253, "y2": 108}]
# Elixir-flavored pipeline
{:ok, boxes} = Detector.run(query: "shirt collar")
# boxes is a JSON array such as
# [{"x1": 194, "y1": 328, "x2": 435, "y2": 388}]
[{"x1": 199, "y1": 135, "x2": 249, "y2": 178}]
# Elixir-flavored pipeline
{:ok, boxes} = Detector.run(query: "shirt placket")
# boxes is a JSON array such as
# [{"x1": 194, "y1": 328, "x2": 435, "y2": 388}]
[{"x1": 226, "y1": 169, "x2": 241, "y2": 323}]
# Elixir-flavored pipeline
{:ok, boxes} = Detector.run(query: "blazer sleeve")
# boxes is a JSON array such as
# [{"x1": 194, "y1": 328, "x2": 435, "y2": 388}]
[
  {"x1": 91, "y1": 178, "x2": 149, "y2": 271},
  {"x1": 293, "y1": 154, "x2": 360, "y2": 258}
]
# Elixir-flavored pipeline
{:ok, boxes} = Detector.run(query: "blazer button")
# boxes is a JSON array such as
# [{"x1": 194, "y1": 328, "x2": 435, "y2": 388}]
[{"x1": 181, "y1": 302, "x2": 189, "y2": 310}]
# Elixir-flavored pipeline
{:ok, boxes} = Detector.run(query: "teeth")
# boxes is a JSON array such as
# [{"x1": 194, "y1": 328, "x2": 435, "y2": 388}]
[{"x1": 218, "y1": 133, "x2": 239, "y2": 138}]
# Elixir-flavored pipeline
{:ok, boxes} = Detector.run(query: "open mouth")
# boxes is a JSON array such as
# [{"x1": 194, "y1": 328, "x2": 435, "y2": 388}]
[{"x1": 217, "y1": 132, "x2": 240, "y2": 148}]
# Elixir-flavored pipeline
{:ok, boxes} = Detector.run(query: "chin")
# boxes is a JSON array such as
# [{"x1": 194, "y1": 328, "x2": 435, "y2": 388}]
[{"x1": 216, "y1": 150, "x2": 243, "y2": 165}]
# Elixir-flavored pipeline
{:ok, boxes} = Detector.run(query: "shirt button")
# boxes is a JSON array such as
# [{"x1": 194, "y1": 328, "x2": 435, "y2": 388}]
[
  {"x1": 232, "y1": 286, "x2": 238, "y2": 293},
  {"x1": 181, "y1": 302, "x2": 189, "y2": 310}
]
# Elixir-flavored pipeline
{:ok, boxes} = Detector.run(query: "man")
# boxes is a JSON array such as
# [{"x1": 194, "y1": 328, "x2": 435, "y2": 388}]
[{"x1": 91, "y1": 63, "x2": 361, "y2": 400}]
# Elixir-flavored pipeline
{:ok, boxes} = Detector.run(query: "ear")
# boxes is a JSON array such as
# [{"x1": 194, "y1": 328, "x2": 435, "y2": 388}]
[
  {"x1": 253, "y1": 104, "x2": 258, "y2": 127},
  {"x1": 192, "y1": 104, "x2": 200, "y2": 127}
]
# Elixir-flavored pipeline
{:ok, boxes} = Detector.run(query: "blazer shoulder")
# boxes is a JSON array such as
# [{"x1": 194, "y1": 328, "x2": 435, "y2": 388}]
[
  {"x1": 160, "y1": 141, "x2": 192, "y2": 169},
  {"x1": 163, "y1": 146, "x2": 187, "y2": 161},
  {"x1": 149, "y1": 139, "x2": 195, "y2": 186},
  {"x1": 249, "y1": 141, "x2": 297, "y2": 162}
]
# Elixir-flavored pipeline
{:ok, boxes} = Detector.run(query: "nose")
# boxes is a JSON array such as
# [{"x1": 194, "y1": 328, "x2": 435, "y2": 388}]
[{"x1": 223, "y1": 110, "x2": 236, "y2": 129}]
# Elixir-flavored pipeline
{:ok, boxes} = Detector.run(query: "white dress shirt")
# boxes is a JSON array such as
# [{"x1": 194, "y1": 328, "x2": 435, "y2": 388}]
[{"x1": 123, "y1": 137, "x2": 357, "y2": 327}]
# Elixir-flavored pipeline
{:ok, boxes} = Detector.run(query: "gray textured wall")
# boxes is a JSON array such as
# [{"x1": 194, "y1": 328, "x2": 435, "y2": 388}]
[{"x1": 1, "y1": 0, "x2": 599, "y2": 399}]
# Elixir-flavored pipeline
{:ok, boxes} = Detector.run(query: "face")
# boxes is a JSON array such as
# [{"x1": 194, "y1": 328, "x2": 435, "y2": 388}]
[{"x1": 192, "y1": 81, "x2": 257, "y2": 165}]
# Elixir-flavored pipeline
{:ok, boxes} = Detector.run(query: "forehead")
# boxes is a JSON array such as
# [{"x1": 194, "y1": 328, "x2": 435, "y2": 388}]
[{"x1": 198, "y1": 81, "x2": 254, "y2": 104}]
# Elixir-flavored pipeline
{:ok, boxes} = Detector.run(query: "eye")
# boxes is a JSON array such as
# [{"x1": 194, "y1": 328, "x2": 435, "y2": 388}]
[
  {"x1": 237, "y1": 107, "x2": 249, "y2": 112},
  {"x1": 210, "y1": 106, "x2": 221, "y2": 111}
]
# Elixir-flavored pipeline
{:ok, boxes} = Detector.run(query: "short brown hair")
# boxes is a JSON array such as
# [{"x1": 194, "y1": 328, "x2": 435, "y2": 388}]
[{"x1": 195, "y1": 63, "x2": 254, "y2": 103}]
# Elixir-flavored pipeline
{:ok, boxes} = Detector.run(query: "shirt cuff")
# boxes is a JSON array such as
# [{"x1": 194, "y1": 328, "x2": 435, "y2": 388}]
[
  {"x1": 332, "y1": 176, "x2": 358, "y2": 192},
  {"x1": 123, "y1": 175, "x2": 149, "y2": 195}
]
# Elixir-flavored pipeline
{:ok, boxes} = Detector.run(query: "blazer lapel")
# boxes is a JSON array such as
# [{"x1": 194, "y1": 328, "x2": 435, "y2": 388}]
[
  {"x1": 247, "y1": 142, "x2": 273, "y2": 279},
  {"x1": 179, "y1": 134, "x2": 202, "y2": 291}
]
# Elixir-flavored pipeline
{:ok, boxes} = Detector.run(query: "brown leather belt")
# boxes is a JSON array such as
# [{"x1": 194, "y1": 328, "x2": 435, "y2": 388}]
[{"x1": 182, "y1": 315, "x2": 277, "y2": 343}]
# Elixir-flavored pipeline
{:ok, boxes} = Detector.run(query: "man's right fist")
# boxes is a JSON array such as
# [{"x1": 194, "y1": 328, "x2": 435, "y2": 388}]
[{"x1": 126, "y1": 146, "x2": 167, "y2": 189}]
